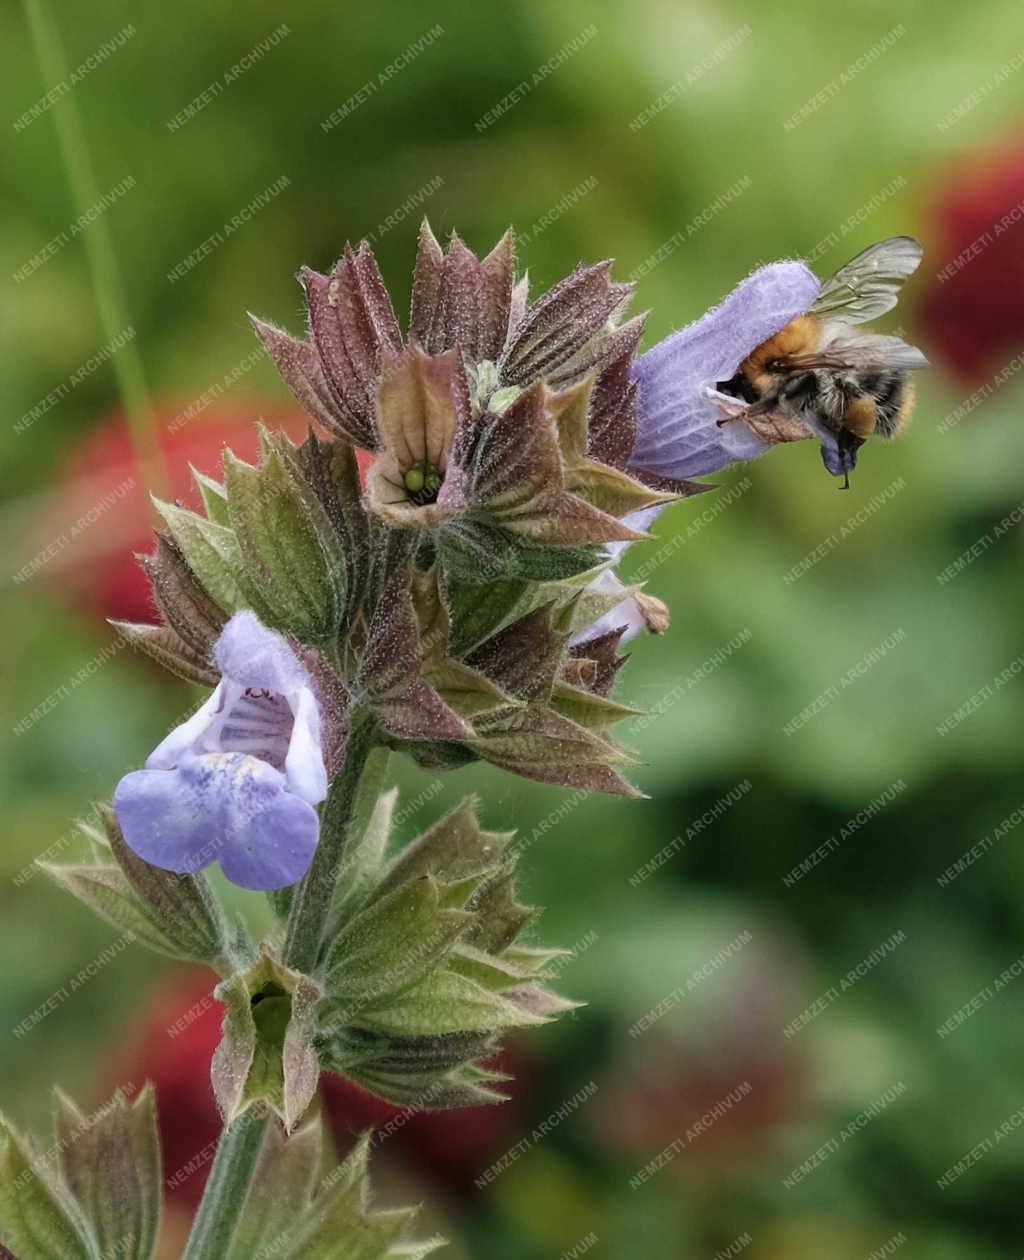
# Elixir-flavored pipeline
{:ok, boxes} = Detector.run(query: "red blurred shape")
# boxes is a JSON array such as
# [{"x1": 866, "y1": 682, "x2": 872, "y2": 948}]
[
  {"x1": 919, "y1": 133, "x2": 1024, "y2": 383},
  {"x1": 51, "y1": 400, "x2": 309, "y2": 624}
]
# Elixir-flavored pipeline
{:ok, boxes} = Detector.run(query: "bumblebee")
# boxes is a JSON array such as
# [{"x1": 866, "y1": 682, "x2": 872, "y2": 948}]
[{"x1": 717, "y1": 237, "x2": 929, "y2": 487}]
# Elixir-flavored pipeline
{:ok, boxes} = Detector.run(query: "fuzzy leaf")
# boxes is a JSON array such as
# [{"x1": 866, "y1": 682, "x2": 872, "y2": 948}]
[
  {"x1": 447, "y1": 943, "x2": 548, "y2": 991},
  {"x1": 190, "y1": 468, "x2": 231, "y2": 526},
  {"x1": 105, "y1": 811, "x2": 226, "y2": 966},
  {"x1": 283, "y1": 1134, "x2": 442, "y2": 1260},
  {"x1": 139, "y1": 534, "x2": 226, "y2": 653},
  {"x1": 567, "y1": 627, "x2": 629, "y2": 696},
  {"x1": 0, "y1": 1120, "x2": 93, "y2": 1260},
  {"x1": 323, "y1": 877, "x2": 472, "y2": 1006},
  {"x1": 250, "y1": 316, "x2": 371, "y2": 447},
  {"x1": 55, "y1": 1086, "x2": 161, "y2": 1260},
  {"x1": 584, "y1": 314, "x2": 646, "y2": 467},
  {"x1": 409, "y1": 219, "x2": 445, "y2": 349},
  {"x1": 500, "y1": 260, "x2": 632, "y2": 386},
  {"x1": 414, "y1": 226, "x2": 515, "y2": 361},
  {"x1": 466, "y1": 604, "x2": 567, "y2": 703},
  {"x1": 442, "y1": 572, "x2": 562, "y2": 657},
  {"x1": 406, "y1": 576, "x2": 514, "y2": 717},
  {"x1": 300, "y1": 246, "x2": 403, "y2": 451},
  {"x1": 341, "y1": 1057, "x2": 507, "y2": 1110},
  {"x1": 359, "y1": 968, "x2": 548, "y2": 1037},
  {"x1": 295, "y1": 434, "x2": 373, "y2": 622},
  {"x1": 42, "y1": 864, "x2": 175, "y2": 960},
  {"x1": 378, "y1": 797, "x2": 512, "y2": 896},
  {"x1": 550, "y1": 680, "x2": 641, "y2": 728},
  {"x1": 551, "y1": 573, "x2": 639, "y2": 640},
  {"x1": 109, "y1": 621, "x2": 219, "y2": 688},
  {"x1": 463, "y1": 871, "x2": 536, "y2": 954},
  {"x1": 224, "y1": 447, "x2": 343, "y2": 641},
  {"x1": 548, "y1": 377, "x2": 675, "y2": 516},
  {"x1": 225, "y1": 1121, "x2": 321, "y2": 1260},
  {"x1": 470, "y1": 385, "x2": 644, "y2": 545},
  {"x1": 357, "y1": 574, "x2": 470, "y2": 743},
  {"x1": 153, "y1": 498, "x2": 251, "y2": 615},
  {"x1": 46, "y1": 809, "x2": 227, "y2": 967},
  {"x1": 439, "y1": 521, "x2": 601, "y2": 586},
  {"x1": 469, "y1": 704, "x2": 641, "y2": 796},
  {"x1": 329, "y1": 757, "x2": 395, "y2": 920}
]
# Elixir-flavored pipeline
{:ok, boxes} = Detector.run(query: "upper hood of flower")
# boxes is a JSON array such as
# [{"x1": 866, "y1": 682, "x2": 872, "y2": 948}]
[{"x1": 630, "y1": 261, "x2": 821, "y2": 480}]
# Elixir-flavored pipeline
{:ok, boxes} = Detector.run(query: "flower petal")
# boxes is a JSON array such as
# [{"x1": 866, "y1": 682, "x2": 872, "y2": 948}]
[
  {"x1": 569, "y1": 571, "x2": 647, "y2": 646},
  {"x1": 199, "y1": 679, "x2": 294, "y2": 770},
  {"x1": 115, "y1": 762, "x2": 225, "y2": 875},
  {"x1": 214, "y1": 611, "x2": 315, "y2": 697},
  {"x1": 217, "y1": 785, "x2": 320, "y2": 890},
  {"x1": 115, "y1": 753, "x2": 320, "y2": 890},
  {"x1": 284, "y1": 686, "x2": 329, "y2": 805},
  {"x1": 630, "y1": 261, "x2": 820, "y2": 479},
  {"x1": 145, "y1": 687, "x2": 222, "y2": 770}
]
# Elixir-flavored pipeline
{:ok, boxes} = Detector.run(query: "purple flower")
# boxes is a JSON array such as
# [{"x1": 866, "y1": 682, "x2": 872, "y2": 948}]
[
  {"x1": 114, "y1": 611, "x2": 328, "y2": 891},
  {"x1": 629, "y1": 262, "x2": 821, "y2": 480},
  {"x1": 572, "y1": 505, "x2": 669, "y2": 648}
]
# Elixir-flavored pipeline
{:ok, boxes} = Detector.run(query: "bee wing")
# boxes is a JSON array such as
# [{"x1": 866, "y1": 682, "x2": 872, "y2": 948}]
[
  {"x1": 784, "y1": 329, "x2": 929, "y2": 373},
  {"x1": 811, "y1": 236, "x2": 923, "y2": 325}
]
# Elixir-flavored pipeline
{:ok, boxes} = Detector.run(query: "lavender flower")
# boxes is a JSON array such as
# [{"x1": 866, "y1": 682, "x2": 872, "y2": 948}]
[
  {"x1": 571, "y1": 505, "x2": 669, "y2": 647},
  {"x1": 114, "y1": 611, "x2": 327, "y2": 890},
  {"x1": 630, "y1": 261, "x2": 821, "y2": 480}
]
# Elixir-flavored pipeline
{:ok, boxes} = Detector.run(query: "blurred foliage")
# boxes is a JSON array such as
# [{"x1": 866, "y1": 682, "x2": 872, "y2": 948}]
[{"x1": 3, "y1": 0, "x2": 1024, "y2": 1257}]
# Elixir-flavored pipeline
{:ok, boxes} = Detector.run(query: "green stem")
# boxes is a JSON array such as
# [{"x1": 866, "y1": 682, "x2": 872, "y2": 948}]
[
  {"x1": 284, "y1": 711, "x2": 378, "y2": 972},
  {"x1": 182, "y1": 715, "x2": 379, "y2": 1256},
  {"x1": 180, "y1": 1110, "x2": 270, "y2": 1260},
  {"x1": 19, "y1": 0, "x2": 166, "y2": 497}
]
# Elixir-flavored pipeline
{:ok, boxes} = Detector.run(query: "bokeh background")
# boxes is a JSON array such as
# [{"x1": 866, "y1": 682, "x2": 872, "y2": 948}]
[{"x1": 4, "y1": 1, "x2": 1024, "y2": 1256}]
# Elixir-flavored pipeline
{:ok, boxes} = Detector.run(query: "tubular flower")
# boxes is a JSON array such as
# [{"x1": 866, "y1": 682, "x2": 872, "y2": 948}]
[
  {"x1": 251, "y1": 221, "x2": 693, "y2": 550},
  {"x1": 570, "y1": 505, "x2": 669, "y2": 648},
  {"x1": 114, "y1": 611, "x2": 327, "y2": 890},
  {"x1": 630, "y1": 261, "x2": 822, "y2": 480}
]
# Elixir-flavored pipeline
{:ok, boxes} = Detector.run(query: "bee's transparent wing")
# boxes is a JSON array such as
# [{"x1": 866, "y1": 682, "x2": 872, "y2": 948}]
[
  {"x1": 816, "y1": 328, "x2": 930, "y2": 371},
  {"x1": 781, "y1": 329, "x2": 929, "y2": 373},
  {"x1": 811, "y1": 236, "x2": 923, "y2": 325}
]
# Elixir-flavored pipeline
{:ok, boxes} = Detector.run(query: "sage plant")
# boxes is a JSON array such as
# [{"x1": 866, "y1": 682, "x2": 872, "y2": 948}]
[{"x1": 0, "y1": 223, "x2": 897, "y2": 1259}]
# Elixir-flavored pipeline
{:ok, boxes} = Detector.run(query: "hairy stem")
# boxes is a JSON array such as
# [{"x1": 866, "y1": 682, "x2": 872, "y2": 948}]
[
  {"x1": 180, "y1": 1110, "x2": 270, "y2": 1260},
  {"x1": 181, "y1": 713, "x2": 379, "y2": 1257},
  {"x1": 284, "y1": 710, "x2": 379, "y2": 972}
]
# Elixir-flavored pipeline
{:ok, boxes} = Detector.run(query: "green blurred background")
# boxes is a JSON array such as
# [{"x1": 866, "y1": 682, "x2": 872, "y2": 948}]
[{"x1": 3, "y1": 0, "x2": 1024, "y2": 1256}]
